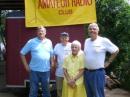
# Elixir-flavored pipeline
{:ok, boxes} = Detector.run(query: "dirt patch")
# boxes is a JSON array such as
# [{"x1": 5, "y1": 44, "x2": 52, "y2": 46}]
[
  {"x1": 0, "y1": 88, "x2": 129, "y2": 97},
  {"x1": 105, "y1": 88, "x2": 130, "y2": 97}
]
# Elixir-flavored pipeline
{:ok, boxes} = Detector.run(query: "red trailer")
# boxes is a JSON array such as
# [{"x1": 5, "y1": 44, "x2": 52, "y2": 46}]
[{"x1": 5, "y1": 12, "x2": 86, "y2": 88}]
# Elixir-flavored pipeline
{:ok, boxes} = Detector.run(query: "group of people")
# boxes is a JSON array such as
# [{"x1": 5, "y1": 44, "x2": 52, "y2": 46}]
[{"x1": 20, "y1": 23, "x2": 119, "y2": 97}]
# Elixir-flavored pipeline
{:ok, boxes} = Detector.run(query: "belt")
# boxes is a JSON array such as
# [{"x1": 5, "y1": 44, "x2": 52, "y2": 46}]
[{"x1": 85, "y1": 68, "x2": 104, "y2": 72}]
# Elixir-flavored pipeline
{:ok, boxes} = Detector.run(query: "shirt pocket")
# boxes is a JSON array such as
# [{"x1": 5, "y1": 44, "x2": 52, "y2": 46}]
[{"x1": 93, "y1": 44, "x2": 105, "y2": 53}]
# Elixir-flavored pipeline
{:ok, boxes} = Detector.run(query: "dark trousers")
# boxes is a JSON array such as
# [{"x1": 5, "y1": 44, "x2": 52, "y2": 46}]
[{"x1": 84, "y1": 69, "x2": 105, "y2": 97}]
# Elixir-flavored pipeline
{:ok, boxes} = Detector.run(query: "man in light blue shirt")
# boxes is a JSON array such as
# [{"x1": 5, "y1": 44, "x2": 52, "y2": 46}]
[{"x1": 20, "y1": 26, "x2": 53, "y2": 97}]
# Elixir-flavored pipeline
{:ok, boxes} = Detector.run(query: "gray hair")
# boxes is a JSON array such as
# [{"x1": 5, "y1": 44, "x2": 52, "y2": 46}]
[
  {"x1": 38, "y1": 26, "x2": 46, "y2": 33},
  {"x1": 71, "y1": 40, "x2": 81, "y2": 49},
  {"x1": 88, "y1": 23, "x2": 99, "y2": 31}
]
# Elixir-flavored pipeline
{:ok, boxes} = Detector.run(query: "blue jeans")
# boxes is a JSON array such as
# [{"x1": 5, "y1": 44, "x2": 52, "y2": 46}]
[
  {"x1": 29, "y1": 71, "x2": 51, "y2": 97},
  {"x1": 84, "y1": 69, "x2": 105, "y2": 97}
]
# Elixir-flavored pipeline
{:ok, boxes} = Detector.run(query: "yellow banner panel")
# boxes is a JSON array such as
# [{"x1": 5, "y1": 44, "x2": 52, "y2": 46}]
[{"x1": 25, "y1": 0, "x2": 97, "y2": 27}]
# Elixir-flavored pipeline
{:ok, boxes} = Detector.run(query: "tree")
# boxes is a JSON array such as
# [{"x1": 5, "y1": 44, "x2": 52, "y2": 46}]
[
  {"x1": 0, "y1": 10, "x2": 10, "y2": 45},
  {"x1": 85, "y1": 0, "x2": 130, "y2": 90}
]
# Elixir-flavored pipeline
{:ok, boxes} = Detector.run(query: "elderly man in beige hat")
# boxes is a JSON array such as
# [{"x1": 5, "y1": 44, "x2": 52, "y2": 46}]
[{"x1": 53, "y1": 32, "x2": 71, "y2": 97}]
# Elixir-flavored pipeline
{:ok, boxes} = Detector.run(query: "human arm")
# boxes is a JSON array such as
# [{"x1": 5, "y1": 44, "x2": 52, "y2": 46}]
[
  {"x1": 50, "y1": 55, "x2": 56, "y2": 72},
  {"x1": 63, "y1": 68, "x2": 76, "y2": 88},
  {"x1": 105, "y1": 50, "x2": 119, "y2": 68},
  {"x1": 73, "y1": 52, "x2": 85, "y2": 81},
  {"x1": 20, "y1": 54, "x2": 30, "y2": 72},
  {"x1": 51, "y1": 55, "x2": 57, "y2": 69},
  {"x1": 63, "y1": 68, "x2": 71, "y2": 81},
  {"x1": 52, "y1": 44, "x2": 59, "y2": 69},
  {"x1": 73, "y1": 68, "x2": 84, "y2": 81},
  {"x1": 104, "y1": 38, "x2": 119, "y2": 68}
]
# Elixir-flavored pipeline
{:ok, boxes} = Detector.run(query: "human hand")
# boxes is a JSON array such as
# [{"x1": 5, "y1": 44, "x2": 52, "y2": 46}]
[
  {"x1": 104, "y1": 61, "x2": 111, "y2": 68},
  {"x1": 25, "y1": 65, "x2": 30, "y2": 72},
  {"x1": 67, "y1": 78, "x2": 76, "y2": 88}
]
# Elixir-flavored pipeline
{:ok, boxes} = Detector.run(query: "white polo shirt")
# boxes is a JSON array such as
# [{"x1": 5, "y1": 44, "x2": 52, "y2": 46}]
[
  {"x1": 54, "y1": 42, "x2": 71, "y2": 77},
  {"x1": 84, "y1": 36, "x2": 119, "y2": 69}
]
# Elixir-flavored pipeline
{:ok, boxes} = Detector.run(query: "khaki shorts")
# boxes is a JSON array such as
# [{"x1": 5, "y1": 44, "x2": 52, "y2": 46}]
[{"x1": 56, "y1": 76, "x2": 64, "y2": 97}]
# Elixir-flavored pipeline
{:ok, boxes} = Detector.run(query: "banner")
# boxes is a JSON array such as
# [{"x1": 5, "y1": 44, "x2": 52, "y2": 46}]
[{"x1": 25, "y1": 0, "x2": 97, "y2": 27}]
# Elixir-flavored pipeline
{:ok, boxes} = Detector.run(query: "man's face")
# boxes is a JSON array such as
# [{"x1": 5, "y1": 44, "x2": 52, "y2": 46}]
[
  {"x1": 88, "y1": 26, "x2": 98, "y2": 40},
  {"x1": 37, "y1": 29, "x2": 46, "y2": 40},
  {"x1": 60, "y1": 36, "x2": 69, "y2": 45}
]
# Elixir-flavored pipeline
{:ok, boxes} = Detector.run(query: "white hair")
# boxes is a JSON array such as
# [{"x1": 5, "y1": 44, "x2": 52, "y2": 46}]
[
  {"x1": 71, "y1": 40, "x2": 81, "y2": 49},
  {"x1": 88, "y1": 23, "x2": 99, "y2": 31}
]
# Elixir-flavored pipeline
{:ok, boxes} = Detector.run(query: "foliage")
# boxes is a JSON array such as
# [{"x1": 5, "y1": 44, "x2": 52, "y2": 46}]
[
  {"x1": 0, "y1": 10, "x2": 12, "y2": 45},
  {"x1": 0, "y1": 10, "x2": 9, "y2": 31},
  {"x1": 85, "y1": 0, "x2": 130, "y2": 90}
]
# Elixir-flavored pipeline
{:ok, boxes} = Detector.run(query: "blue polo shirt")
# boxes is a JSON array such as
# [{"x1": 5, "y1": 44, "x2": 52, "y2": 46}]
[{"x1": 20, "y1": 37, "x2": 53, "y2": 72}]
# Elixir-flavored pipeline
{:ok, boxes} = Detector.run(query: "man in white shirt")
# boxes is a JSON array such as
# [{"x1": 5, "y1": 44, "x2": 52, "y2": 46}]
[
  {"x1": 53, "y1": 32, "x2": 71, "y2": 97},
  {"x1": 84, "y1": 23, "x2": 119, "y2": 97}
]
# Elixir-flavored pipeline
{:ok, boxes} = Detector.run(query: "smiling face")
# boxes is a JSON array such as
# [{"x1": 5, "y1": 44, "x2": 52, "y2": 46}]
[
  {"x1": 71, "y1": 44, "x2": 80, "y2": 56},
  {"x1": 71, "y1": 40, "x2": 81, "y2": 56},
  {"x1": 88, "y1": 23, "x2": 99, "y2": 41}
]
